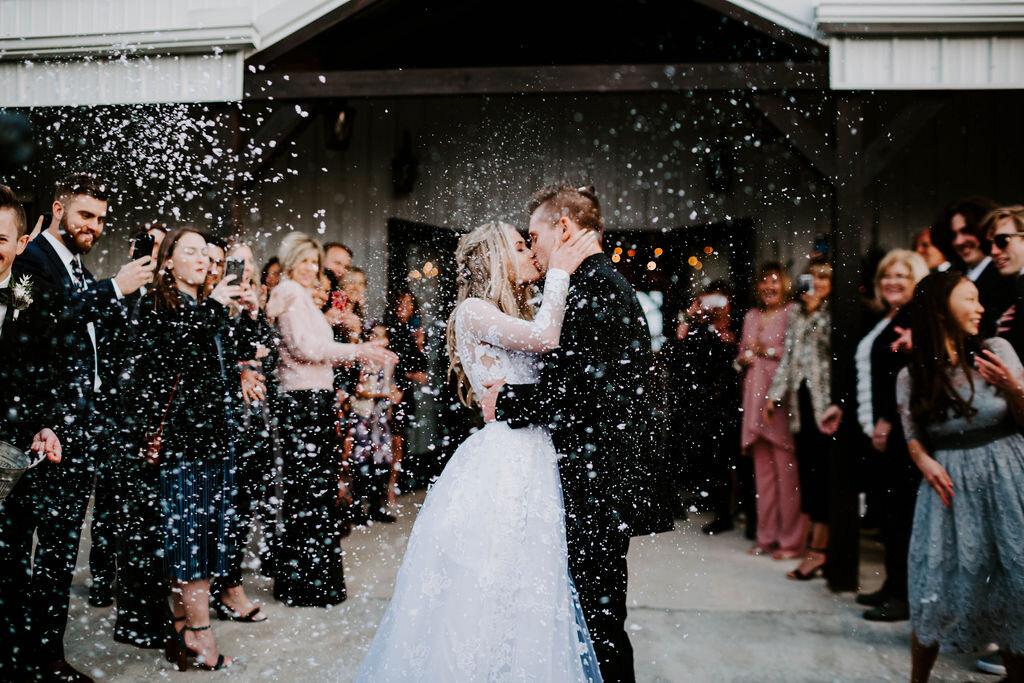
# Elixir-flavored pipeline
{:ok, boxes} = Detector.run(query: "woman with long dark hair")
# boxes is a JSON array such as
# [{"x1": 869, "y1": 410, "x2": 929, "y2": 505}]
[
  {"x1": 130, "y1": 227, "x2": 245, "y2": 670},
  {"x1": 899, "y1": 270, "x2": 1024, "y2": 682}
]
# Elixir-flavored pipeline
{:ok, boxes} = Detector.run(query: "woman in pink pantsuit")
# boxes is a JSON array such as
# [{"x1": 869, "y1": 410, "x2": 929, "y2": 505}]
[{"x1": 738, "y1": 263, "x2": 807, "y2": 559}]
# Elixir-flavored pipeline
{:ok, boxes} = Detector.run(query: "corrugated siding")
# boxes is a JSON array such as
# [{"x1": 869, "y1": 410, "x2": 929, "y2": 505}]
[
  {"x1": 0, "y1": 52, "x2": 244, "y2": 106},
  {"x1": 830, "y1": 35, "x2": 1024, "y2": 89},
  {"x1": 0, "y1": 0, "x2": 258, "y2": 38}
]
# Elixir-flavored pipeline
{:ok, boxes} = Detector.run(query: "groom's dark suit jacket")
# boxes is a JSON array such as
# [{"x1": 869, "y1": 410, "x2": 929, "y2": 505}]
[
  {"x1": 0, "y1": 266, "x2": 61, "y2": 451},
  {"x1": 16, "y1": 233, "x2": 127, "y2": 419},
  {"x1": 496, "y1": 252, "x2": 674, "y2": 537}
]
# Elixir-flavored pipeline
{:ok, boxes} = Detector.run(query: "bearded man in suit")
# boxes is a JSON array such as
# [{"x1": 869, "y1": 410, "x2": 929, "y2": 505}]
[{"x1": 0, "y1": 174, "x2": 153, "y2": 682}]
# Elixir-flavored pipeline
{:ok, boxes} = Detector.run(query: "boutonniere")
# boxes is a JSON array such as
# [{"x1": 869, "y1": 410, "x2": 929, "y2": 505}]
[{"x1": 10, "y1": 274, "x2": 34, "y2": 321}]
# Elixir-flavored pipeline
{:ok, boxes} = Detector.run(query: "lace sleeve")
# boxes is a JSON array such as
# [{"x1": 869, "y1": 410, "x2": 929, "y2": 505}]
[
  {"x1": 985, "y1": 336, "x2": 1024, "y2": 379},
  {"x1": 456, "y1": 269, "x2": 571, "y2": 353},
  {"x1": 896, "y1": 368, "x2": 920, "y2": 443}
]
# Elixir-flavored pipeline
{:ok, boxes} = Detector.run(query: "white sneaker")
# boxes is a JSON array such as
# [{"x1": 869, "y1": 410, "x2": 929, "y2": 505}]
[{"x1": 976, "y1": 651, "x2": 1006, "y2": 676}]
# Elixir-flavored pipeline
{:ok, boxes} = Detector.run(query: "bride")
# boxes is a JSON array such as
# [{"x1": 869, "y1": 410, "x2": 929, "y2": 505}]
[{"x1": 354, "y1": 221, "x2": 601, "y2": 682}]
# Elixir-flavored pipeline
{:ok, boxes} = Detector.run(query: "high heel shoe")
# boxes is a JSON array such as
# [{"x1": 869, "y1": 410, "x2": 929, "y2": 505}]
[
  {"x1": 177, "y1": 625, "x2": 231, "y2": 671},
  {"x1": 787, "y1": 548, "x2": 828, "y2": 581},
  {"x1": 165, "y1": 616, "x2": 196, "y2": 670},
  {"x1": 214, "y1": 599, "x2": 267, "y2": 622}
]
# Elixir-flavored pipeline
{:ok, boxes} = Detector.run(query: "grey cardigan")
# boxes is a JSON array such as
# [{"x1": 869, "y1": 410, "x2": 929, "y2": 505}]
[{"x1": 768, "y1": 301, "x2": 832, "y2": 433}]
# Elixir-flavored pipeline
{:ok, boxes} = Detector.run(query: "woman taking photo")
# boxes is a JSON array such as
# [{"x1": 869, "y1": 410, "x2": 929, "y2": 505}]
[
  {"x1": 738, "y1": 262, "x2": 804, "y2": 559},
  {"x1": 266, "y1": 233, "x2": 395, "y2": 607},
  {"x1": 899, "y1": 271, "x2": 1024, "y2": 682},
  {"x1": 766, "y1": 260, "x2": 843, "y2": 579},
  {"x1": 131, "y1": 227, "x2": 245, "y2": 671},
  {"x1": 853, "y1": 249, "x2": 929, "y2": 621}
]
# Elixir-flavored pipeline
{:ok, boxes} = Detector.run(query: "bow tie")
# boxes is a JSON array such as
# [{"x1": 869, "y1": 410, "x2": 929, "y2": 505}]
[{"x1": 0, "y1": 287, "x2": 11, "y2": 307}]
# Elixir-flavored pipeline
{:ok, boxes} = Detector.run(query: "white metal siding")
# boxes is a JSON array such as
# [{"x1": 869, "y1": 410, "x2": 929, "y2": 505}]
[
  {"x1": 0, "y1": 51, "x2": 245, "y2": 106},
  {"x1": 830, "y1": 35, "x2": 1024, "y2": 89}
]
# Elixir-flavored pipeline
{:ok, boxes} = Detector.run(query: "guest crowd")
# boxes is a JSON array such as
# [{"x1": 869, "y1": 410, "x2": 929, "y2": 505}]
[
  {"x1": 0, "y1": 174, "x2": 1022, "y2": 682},
  {"x1": 664, "y1": 196, "x2": 1024, "y2": 682},
  {"x1": 0, "y1": 174, "x2": 433, "y2": 680}
]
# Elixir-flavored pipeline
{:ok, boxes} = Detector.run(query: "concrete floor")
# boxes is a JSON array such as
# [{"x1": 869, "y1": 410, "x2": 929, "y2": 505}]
[{"x1": 62, "y1": 491, "x2": 991, "y2": 682}]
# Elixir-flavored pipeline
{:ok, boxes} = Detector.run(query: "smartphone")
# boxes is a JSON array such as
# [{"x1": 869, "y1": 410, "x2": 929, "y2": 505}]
[
  {"x1": 796, "y1": 274, "x2": 815, "y2": 297},
  {"x1": 700, "y1": 294, "x2": 728, "y2": 310},
  {"x1": 224, "y1": 257, "x2": 245, "y2": 287},
  {"x1": 131, "y1": 233, "x2": 155, "y2": 261}
]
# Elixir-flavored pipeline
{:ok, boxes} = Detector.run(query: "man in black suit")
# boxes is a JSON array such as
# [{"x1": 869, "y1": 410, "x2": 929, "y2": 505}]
[
  {"x1": 483, "y1": 183, "x2": 674, "y2": 683},
  {"x1": 87, "y1": 222, "x2": 165, "y2": 609},
  {"x1": 0, "y1": 184, "x2": 65, "y2": 680},
  {"x1": 0, "y1": 173, "x2": 153, "y2": 682},
  {"x1": 931, "y1": 196, "x2": 1011, "y2": 337}
]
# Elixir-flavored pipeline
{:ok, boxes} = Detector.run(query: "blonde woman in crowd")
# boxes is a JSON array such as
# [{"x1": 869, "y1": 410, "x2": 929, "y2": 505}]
[{"x1": 265, "y1": 233, "x2": 395, "y2": 607}]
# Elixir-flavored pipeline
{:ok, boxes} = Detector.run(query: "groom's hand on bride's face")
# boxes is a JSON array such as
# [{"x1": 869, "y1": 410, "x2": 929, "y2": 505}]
[{"x1": 481, "y1": 380, "x2": 506, "y2": 422}]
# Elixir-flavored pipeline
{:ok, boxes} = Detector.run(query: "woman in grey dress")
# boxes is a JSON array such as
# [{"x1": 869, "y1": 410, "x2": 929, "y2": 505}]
[{"x1": 897, "y1": 270, "x2": 1024, "y2": 682}]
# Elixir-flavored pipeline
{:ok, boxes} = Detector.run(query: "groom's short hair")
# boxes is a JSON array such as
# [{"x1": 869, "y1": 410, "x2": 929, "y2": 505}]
[
  {"x1": 527, "y1": 183, "x2": 604, "y2": 233},
  {"x1": 0, "y1": 184, "x2": 28, "y2": 236}
]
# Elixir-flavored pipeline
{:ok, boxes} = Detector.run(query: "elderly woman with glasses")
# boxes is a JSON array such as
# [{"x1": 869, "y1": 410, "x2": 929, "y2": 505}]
[{"x1": 853, "y1": 249, "x2": 929, "y2": 622}]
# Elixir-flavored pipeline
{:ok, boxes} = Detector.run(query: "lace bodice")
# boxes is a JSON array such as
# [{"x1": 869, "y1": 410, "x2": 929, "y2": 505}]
[{"x1": 454, "y1": 269, "x2": 571, "y2": 403}]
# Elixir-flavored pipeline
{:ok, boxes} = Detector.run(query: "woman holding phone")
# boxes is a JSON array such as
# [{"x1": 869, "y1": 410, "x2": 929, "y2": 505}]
[
  {"x1": 130, "y1": 227, "x2": 247, "y2": 671},
  {"x1": 766, "y1": 259, "x2": 842, "y2": 580}
]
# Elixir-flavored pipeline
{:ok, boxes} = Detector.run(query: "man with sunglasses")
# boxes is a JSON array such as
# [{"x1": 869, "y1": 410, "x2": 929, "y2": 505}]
[{"x1": 986, "y1": 206, "x2": 1024, "y2": 356}]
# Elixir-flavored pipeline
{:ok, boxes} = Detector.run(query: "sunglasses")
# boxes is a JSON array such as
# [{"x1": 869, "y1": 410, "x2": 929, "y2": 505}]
[{"x1": 992, "y1": 232, "x2": 1024, "y2": 250}]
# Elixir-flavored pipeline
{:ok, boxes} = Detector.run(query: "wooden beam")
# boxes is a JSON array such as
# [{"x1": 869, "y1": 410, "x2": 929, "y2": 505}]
[
  {"x1": 243, "y1": 62, "x2": 828, "y2": 99},
  {"x1": 752, "y1": 94, "x2": 837, "y2": 183},
  {"x1": 828, "y1": 94, "x2": 864, "y2": 593},
  {"x1": 248, "y1": 0, "x2": 385, "y2": 66},
  {"x1": 863, "y1": 99, "x2": 948, "y2": 183},
  {"x1": 690, "y1": 0, "x2": 827, "y2": 58}
]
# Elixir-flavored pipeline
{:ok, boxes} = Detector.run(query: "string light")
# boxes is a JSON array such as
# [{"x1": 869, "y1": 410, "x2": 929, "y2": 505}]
[
  {"x1": 654, "y1": 248, "x2": 663, "y2": 256},
  {"x1": 646, "y1": 261, "x2": 656, "y2": 270}
]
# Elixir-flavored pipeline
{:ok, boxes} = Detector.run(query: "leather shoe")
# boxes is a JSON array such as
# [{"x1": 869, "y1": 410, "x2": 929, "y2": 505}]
[
  {"x1": 369, "y1": 511, "x2": 397, "y2": 523},
  {"x1": 855, "y1": 587, "x2": 889, "y2": 607},
  {"x1": 701, "y1": 518, "x2": 734, "y2": 535},
  {"x1": 87, "y1": 584, "x2": 114, "y2": 608},
  {"x1": 38, "y1": 659, "x2": 93, "y2": 683},
  {"x1": 863, "y1": 598, "x2": 909, "y2": 622}
]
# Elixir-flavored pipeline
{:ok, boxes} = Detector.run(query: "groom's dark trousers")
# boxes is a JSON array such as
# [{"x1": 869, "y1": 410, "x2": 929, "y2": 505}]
[{"x1": 497, "y1": 252, "x2": 674, "y2": 683}]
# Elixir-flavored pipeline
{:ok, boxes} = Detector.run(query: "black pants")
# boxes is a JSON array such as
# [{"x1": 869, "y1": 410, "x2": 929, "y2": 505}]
[
  {"x1": 220, "y1": 399, "x2": 277, "y2": 587},
  {"x1": 794, "y1": 383, "x2": 831, "y2": 525},
  {"x1": 564, "y1": 495, "x2": 634, "y2": 683},
  {"x1": 89, "y1": 452, "x2": 121, "y2": 592},
  {"x1": 274, "y1": 390, "x2": 346, "y2": 607},
  {"x1": 112, "y1": 459, "x2": 169, "y2": 648},
  {"x1": 876, "y1": 440, "x2": 920, "y2": 600},
  {"x1": 0, "y1": 430, "x2": 96, "y2": 672}
]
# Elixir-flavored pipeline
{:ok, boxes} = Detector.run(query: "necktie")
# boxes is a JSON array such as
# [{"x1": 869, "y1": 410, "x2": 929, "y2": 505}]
[
  {"x1": 70, "y1": 257, "x2": 86, "y2": 292},
  {"x1": 0, "y1": 287, "x2": 10, "y2": 307}
]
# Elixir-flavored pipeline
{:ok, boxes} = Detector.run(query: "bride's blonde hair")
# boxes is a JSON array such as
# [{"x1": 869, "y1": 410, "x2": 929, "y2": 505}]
[{"x1": 446, "y1": 221, "x2": 536, "y2": 407}]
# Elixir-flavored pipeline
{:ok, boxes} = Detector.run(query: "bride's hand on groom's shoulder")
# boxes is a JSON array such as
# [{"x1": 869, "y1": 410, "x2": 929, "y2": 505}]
[
  {"x1": 481, "y1": 379, "x2": 505, "y2": 422},
  {"x1": 549, "y1": 230, "x2": 599, "y2": 274}
]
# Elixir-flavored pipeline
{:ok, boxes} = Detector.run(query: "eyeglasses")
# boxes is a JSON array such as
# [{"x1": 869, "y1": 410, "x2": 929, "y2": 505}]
[{"x1": 992, "y1": 232, "x2": 1024, "y2": 250}]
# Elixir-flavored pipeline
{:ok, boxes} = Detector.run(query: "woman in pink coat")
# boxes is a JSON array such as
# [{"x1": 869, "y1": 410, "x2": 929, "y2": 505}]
[{"x1": 737, "y1": 263, "x2": 807, "y2": 559}]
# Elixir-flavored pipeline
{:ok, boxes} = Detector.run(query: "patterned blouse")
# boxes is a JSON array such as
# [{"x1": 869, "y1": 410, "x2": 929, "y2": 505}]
[{"x1": 768, "y1": 300, "x2": 832, "y2": 433}]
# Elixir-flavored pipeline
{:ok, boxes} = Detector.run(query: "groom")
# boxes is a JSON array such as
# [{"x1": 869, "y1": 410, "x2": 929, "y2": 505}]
[{"x1": 483, "y1": 183, "x2": 674, "y2": 682}]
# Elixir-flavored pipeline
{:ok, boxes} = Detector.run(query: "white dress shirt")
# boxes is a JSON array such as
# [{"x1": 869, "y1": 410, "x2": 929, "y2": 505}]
[
  {"x1": 41, "y1": 231, "x2": 123, "y2": 392},
  {"x1": 0, "y1": 271, "x2": 10, "y2": 337},
  {"x1": 966, "y1": 256, "x2": 992, "y2": 283}
]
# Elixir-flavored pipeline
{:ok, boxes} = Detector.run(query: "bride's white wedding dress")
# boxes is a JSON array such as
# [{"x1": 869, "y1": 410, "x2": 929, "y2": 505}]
[{"x1": 354, "y1": 268, "x2": 602, "y2": 682}]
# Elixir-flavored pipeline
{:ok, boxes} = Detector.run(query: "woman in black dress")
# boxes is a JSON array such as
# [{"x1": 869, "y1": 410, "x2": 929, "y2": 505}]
[{"x1": 130, "y1": 228, "x2": 246, "y2": 670}]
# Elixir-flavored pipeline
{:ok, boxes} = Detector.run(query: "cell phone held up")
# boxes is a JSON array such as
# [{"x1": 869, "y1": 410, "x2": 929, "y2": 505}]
[
  {"x1": 224, "y1": 257, "x2": 245, "y2": 287},
  {"x1": 796, "y1": 274, "x2": 815, "y2": 298},
  {"x1": 131, "y1": 232, "x2": 155, "y2": 261}
]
